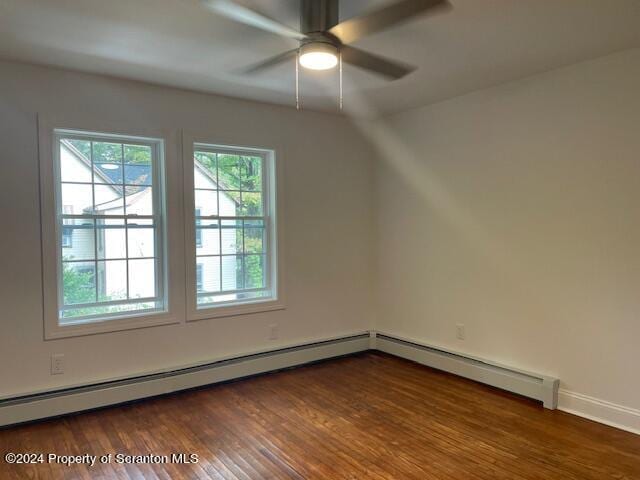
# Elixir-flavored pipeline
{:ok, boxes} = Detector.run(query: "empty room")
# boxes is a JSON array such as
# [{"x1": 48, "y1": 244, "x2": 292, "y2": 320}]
[{"x1": 1, "y1": 0, "x2": 640, "y2": 478}]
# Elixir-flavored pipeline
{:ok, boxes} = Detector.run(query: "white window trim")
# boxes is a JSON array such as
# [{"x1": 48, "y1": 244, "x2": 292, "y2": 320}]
[
  {"x1": 39, "y1": 115, "x2": 185, "y2": 339},
  {"x1": 182, "y1": 131, "x2": 286, "y2": 322}
]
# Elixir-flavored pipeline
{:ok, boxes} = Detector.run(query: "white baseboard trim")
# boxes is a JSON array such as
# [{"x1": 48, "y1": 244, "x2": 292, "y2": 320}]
[
  {"x1": 0, "y1": 332, "x2": 371, "y2": 427},
  {"x1": 374, "y1": 332, "x2": 559, "y2": 409},
  {"x1": 558, "y1": 389, "x2": 640, "y2": 436}
]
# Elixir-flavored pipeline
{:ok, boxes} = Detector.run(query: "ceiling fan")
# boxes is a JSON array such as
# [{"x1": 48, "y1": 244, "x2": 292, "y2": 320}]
[{"x1": 201, "y1": 0, "x2": 452, "y2": 80}]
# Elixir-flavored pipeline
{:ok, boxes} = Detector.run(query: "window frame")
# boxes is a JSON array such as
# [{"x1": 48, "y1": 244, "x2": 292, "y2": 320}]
[
  {"x1": 183, "y1": 132, "x2": 285, "y2": 322},
  {"x1": 40, "y1": 116, "x2": 184, "y2": 339}
]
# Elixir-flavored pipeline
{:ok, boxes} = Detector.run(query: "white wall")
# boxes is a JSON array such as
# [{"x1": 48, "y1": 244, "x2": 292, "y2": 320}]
[
  {"x1": 0, "y1": 60, "x2": 375, "y2": 397},
  {"x1": 373, "y1": 48, "x2": 640, "y2": 419}
]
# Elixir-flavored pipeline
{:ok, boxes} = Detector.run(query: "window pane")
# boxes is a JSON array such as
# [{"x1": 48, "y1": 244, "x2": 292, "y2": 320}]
[
  {"x1": 195, "y1": 189, "x2": 218, "y2": 217},
  {"x1": 94, "y1": 184, "x2": 124, "y2": 214},
  {"x1": 124, "y1": 184, "x2": 148, "y2": 196},
  {"x1": 195, "y1": 208, "x2": 202, "y2": 247},
  {"x1": 96, "y1": 221, "x2": 126, "y2": 259},
  {"x1": 243, "y1": 220, "x2": 264, "y2": 254},
  {"x1": 240, "y1": 192, "x2": 262, "y2": 216},
  {"x1": 196, "y1": 256, "x2": 221, "y2": 294},
  {"x1": 218, "y1": 154, "x2": 241, "y2": 190},
  {"x1": 60, "y1": 222, "x2": 95, "y2": 261},
  {"x1": 97, "y1": 260, "x2": 127, "y2": 301},
  {"x1": 124, "y1": 145, "x2": 151, "y2": 165},
  {"x1": 194, "y1": 151, "x2": 217, "y2": 189},
  {"x1": 125, "y1": 185, "x2": 153, "y2": 216},
  {"x1": 61, "y1": 301, "x2": 159, "y2": 321},
  {"x1": 220, "y1": 191, "x2": 241, "y2": 216},
  {"x1": 197, "y1": 294, "x2": 220, "y2": 306},
  {"x1": 64, "y1": 139, "x2": 92, "y2": 159},
  {"x1": 124, "y1": 164, "x2": 152, "y2": 186},
  {"x1": 221, "y1": 220, "x2": 242, "y2": 255},
  {"x1": 61, "y1": 183, "x2": 93, "y2": 214},
  {"x1": 241, "y1": 156, "x2": 262, "y2": 192},
  {"x1": 61, "y1": 226, "x2": 73, "y2": 248},
  {"x1": 196, "y1": 219, "x2": 220, "y2": 255},
  {"x1": 62, "y1": 261, "x2": 96, "y2": 305},
  {"x1": 221, "y1": 255, "x2": 242, "y2": 291},
  {"x1": 128, "y1": 227, "x2": 155, "y2": 258},
  {"x1": 236, "y1": 290, "x2": 271, "y2": 301},
  {"x1": 244, "y1": 255, "x2": 265, "y2": 289},
  {"x1": 128, "y1": 259, "x2": 156, "y2": 298},
  {"x1": 60, "y1": 141, "x2": 92, "y2": 183},
  {"x1": 94, "y1": 163, "x2": 123, "y2": 184},
  {"x1": 196, "y1": 263, "x2": 204, "y2": 292},
  {"x1": 93, "y1": 141, "x2": 122, "y2": 164}
]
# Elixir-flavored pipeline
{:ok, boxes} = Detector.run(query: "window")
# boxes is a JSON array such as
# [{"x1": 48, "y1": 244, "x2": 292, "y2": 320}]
[
  {"x1": 53, "y1": 130, "x2": 167, "y2": 324},
  {"x1": 192, "y1": 144, "x2": 276, "y2": 309}
]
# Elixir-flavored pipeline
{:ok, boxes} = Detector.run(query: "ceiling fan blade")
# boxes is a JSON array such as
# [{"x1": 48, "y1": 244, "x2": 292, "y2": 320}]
[
  {"x1": 236, "y1": 49, "x2": 298, "y2": 75},
  {"x1": 329, "y1": 0, "x2": 451, "y2": 44},
  {"x1": 201, "y1": 0, "x2": 307, "y2": 40},
  {"x1": 341, "y1": 46, "x2": 415, "y2": 80}
]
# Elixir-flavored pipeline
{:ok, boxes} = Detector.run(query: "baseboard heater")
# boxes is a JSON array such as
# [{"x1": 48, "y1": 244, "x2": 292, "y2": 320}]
[
  {"x1": 374, "y1": 332, "x2": 559, "y2": 409},
  {"x1": 0, "y1": 333, "x2": 371, "y2": 427},
  {"x1": 0, "y1": 331, "x2": 559, "y2": 427}
]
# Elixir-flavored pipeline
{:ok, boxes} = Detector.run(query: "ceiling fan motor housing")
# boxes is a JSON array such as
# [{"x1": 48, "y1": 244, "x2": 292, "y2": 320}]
[{"x1": 300, "y1": 0, "x2": 339, "y2": 34}]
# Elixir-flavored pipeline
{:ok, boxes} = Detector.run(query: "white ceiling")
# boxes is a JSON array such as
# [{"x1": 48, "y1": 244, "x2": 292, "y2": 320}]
[{"x1": 1, "y1": 0, "x2": 639, "y2": 115}]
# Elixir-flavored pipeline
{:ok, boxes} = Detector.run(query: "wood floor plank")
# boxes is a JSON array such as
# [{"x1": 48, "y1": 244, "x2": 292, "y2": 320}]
[{"x1": 1, "y1": 352, "x2": 639, "y2": 479}]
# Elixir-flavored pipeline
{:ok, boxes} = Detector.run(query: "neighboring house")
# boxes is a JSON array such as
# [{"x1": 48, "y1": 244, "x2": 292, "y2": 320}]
[
  {"x1": 60, "y1": 141, "x2": 238, "y2": 300},
  {"x1": 192, "y1": 156, "x2": 240, "y2": 296}
]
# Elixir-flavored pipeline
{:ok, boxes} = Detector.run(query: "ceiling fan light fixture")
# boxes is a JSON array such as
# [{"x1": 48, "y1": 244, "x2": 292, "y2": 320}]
[{"x1": 299, "y1": 42, "x2": 338, "y2": 70}]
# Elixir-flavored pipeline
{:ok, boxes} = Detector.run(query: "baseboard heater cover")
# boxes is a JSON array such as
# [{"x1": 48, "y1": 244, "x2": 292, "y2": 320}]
[
  {"x1": 0, "y1": 331, "x2": 559, "y2": 427},
  {"x1": 0, "y1": 333, "x2": 371, "y2": 427},
  {"x1": 374, "y1": 333, "x2": 559, "y2": 409}
]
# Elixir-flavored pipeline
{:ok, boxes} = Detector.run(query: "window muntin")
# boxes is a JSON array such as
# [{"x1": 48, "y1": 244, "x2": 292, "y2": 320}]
[
  {"x1": 55, "y1": 131, "x2": 166, "y2": 324},
  {"x1": 193, "y1": 146, "x2": 274, "y2": 308}
]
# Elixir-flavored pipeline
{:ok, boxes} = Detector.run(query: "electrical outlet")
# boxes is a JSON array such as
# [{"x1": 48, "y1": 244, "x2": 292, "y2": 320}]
[
  {"x1": 51, "y1": 354, "x2": 65, "y2": 375},
  {"x1": 456, "y1": 324, "x2": 466, "y2": 340},
  {"x1": 269, "y1": 324, "x2": 279, "y2": 340}
]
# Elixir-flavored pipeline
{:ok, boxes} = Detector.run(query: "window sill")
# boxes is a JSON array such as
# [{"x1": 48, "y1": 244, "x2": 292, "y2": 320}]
[
  {"x1": 187, "y1": 299, "x2": 286, "y2": 322},
  {"x1": 44, "y1": 311, "x2": 181, "y2": 340}
]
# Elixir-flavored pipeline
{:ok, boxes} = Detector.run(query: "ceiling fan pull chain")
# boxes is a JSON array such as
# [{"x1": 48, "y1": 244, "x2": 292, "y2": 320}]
[
  {"x1": 295, "y1": 49, "x2": 301, "y2": 111},
  {"x1": 339, "y1": 50, "x2": 343, "y2": 112}
]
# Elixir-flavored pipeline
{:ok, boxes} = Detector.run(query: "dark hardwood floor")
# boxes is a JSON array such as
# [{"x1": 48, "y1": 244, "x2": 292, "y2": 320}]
[{"x1": 1, "y1": 352, "x2": 639, "y2": 479}]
